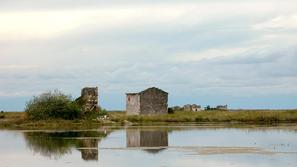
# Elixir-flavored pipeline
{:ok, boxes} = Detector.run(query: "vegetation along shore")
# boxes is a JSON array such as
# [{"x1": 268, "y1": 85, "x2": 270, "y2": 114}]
[{"x1": 1, "y1": 110, "x2": 297, "y2": 130}]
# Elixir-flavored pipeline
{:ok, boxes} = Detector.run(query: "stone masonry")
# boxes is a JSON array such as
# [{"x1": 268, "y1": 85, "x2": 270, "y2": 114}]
[
  {"x1": 126, "y1": 87, "x2": 168, "y2": 115},
  {"x1": 78, "y1": 87, "x2": 99, "y2": 112}
]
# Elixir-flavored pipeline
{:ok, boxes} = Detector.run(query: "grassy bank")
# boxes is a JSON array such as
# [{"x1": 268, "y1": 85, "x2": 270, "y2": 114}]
[
  {"x1": 109, "y1": 110, "x2": 297, "y2": 124},
  {"x1": 0, "y1": 112, "x2": 111, "y2": 130},
  {"x1": 1, "y1": 110, "x2": 297, "y2": 129}
]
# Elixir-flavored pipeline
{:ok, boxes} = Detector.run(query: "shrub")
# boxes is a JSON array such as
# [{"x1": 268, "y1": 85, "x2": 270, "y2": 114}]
[
  {"x1": 168, "y1": 108, "x2": 174, "y2": 114},
  {"x1": 99, "y1": 108, "x2": 108, "y2": 116},
  {"x1": 25, "y1": 90, "x2": 82, "y2": 120},
  {"x1": 0, "y1": 115, "x2": 5, "y2": 119},
  {"x1": 205, "y1": 105, "x2": 211, "y2": 110},
  {"x1": 84, "y1": 108, "x2": 108, "y2": 120},
  {"x1": 1, "y1": 111, "x2": 4, "y2": 113}
]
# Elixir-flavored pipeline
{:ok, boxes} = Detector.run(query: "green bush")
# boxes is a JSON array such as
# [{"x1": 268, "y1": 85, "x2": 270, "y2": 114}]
[
  {"x1": 168, "y1": 108, "x2": 174, "y2": 114},
  {"x1": 84, "y1": 108, "x2": 108, "y2": 120},
  {"x1": 25, "y1": 90, "x2": 82, "y2": 120},
  {"x1": 99, "y1": 108, "x2": 108, "y2": 116}
]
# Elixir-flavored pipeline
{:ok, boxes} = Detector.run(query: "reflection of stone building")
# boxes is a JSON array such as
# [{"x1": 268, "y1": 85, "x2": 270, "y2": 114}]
[
  {"x1": 79, "y1": 139, "x2": 98, "y2": 161},
  {"x1": 126, "y1": 129, "x2": 168, "y2": 151},
  {"x1": 126, "y1": 87, "x2": 168, "y2": 115}
]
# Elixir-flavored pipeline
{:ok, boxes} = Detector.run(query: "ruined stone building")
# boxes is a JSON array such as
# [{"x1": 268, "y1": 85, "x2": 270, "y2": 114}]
[
  {"x1": 126, "y1": 87, "x2": 168, "y2": 115},
  {"x1": 184, "y1": 104, "x2": 202, "y2": 112},
  {"x1": 76, "y1": 87, "x2": 99, "y2": 112}
]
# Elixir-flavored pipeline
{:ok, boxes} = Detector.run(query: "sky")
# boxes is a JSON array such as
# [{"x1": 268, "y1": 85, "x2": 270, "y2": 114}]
[{"x1": 1, "y1": 0, "x2": 297, "y2": 111}]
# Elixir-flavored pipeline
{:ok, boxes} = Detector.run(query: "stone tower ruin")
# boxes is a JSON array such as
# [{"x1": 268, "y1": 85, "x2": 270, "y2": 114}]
[{"x1": 78, "y1": 87, "x2": 99, "y2": 112}]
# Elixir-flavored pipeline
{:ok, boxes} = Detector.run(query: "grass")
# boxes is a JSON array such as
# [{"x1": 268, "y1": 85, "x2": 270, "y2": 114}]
[
  {"x1": 109, "y1": 110, "x2": 297, "y2": 124},
  {"x1": 0, "y1": 112, "x2": 112, "y2": 130},
  {"x1": 1, "y1": 110, "x2": 297, "y2": 129}
]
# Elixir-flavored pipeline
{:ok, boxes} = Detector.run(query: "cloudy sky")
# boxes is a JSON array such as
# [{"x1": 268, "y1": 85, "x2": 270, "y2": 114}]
[{"x1": 1, "y1": 0, "x2": 297, "y2": 111}]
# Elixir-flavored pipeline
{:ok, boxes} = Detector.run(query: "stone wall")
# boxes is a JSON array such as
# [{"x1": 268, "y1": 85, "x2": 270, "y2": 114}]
[
  {"x1": 126, "y1": 94, "x2": 141, "y2": 115},
  {"x1": 140, "y1": 87, "x2": 168, "y2": 115},
  {"x1": 80, "y1": 87, "x2": 99, "y2": 112}
]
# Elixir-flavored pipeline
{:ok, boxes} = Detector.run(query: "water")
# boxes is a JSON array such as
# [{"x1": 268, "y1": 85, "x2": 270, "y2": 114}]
[{"x1": 1, "y1": 125, "x2": 297, "y2": 167}]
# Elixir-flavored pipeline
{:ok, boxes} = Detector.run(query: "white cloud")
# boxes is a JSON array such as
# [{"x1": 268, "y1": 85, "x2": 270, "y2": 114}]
[{"x1": 253, "y1": 15, "x2": 297, "y2": 30}]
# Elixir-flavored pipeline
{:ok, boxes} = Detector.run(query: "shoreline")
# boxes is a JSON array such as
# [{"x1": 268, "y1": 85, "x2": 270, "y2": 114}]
[{"x1": 1, "y1": 110, "x2": 297, "y2": 130}]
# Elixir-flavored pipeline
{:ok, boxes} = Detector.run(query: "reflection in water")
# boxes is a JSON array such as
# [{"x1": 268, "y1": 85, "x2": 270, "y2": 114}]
[
  {"x1": 23, "y1": 131, "x2": 109, "y2": 161},
  {"x1": 1, "y1": 126, "x2": 297, "y2": 167},
  {"x1": 79, "y1": 139, "x2": 98, "y2": 160},
  {"x1": 126, "y1": 129, "x2": 168, "y2": 154}
]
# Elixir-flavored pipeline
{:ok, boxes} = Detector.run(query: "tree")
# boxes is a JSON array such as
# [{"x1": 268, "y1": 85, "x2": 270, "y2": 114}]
[{"x1": 25, "y1": 90, "x2": 82, "y2": 120}]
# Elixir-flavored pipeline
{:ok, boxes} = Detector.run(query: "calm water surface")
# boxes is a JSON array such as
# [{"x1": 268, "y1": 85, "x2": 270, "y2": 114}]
[{"x1": 1, "y1": 125, "x2": 297, "y2": 167}]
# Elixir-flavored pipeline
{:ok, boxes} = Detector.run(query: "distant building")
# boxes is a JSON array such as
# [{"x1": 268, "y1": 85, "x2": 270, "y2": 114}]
[
  {"x1": 216, "y1": 105, "x2": 228, "y2": 110},
  {"x1": 183, "y1": 104, "x2": 202, "y2": 112},
  {"x1": 76, "y1": 87, "x2": 99, "y2": 112},
  {"x1": 192, "y1": 104, "x2": 202, "y2": 111},
  {"x1": 126, "y1": 87, "x2": 168, "y2": 115},
  {"x1": 183, "y1": 104, "x2": 192, "y2": 111}
]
